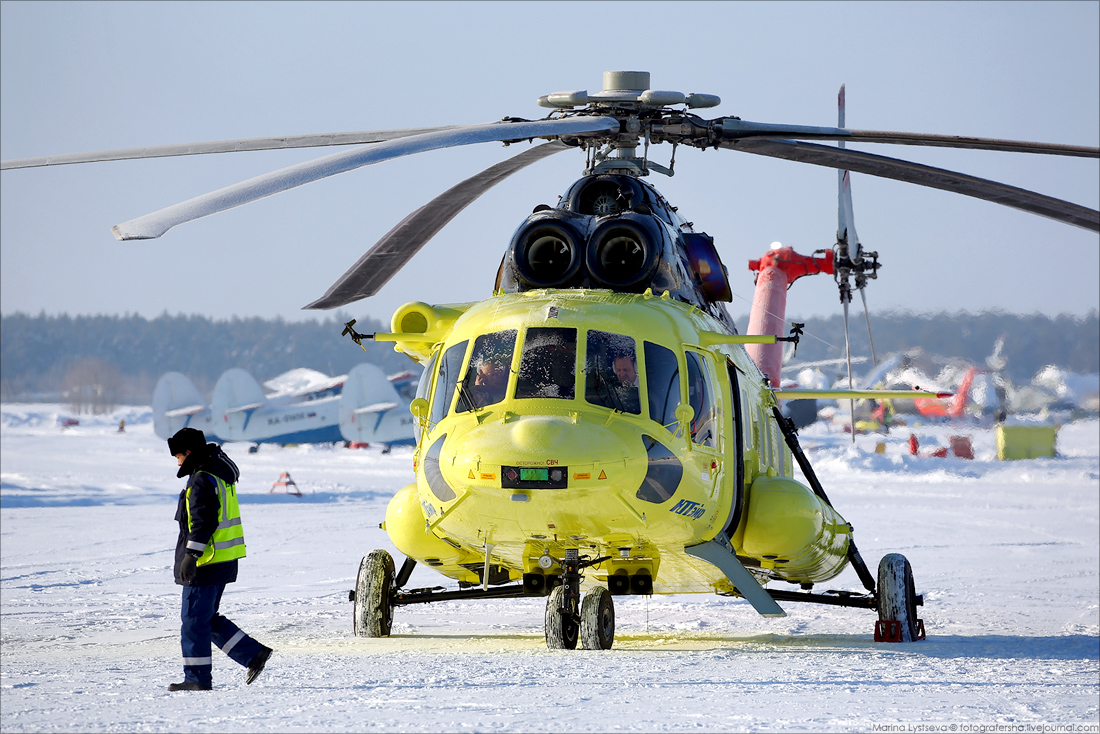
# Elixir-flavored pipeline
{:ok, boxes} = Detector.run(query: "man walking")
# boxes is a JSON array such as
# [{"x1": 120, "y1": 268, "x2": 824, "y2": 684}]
[{"x1": 167, "y1": 427, "x2": 272, "y2": 691}]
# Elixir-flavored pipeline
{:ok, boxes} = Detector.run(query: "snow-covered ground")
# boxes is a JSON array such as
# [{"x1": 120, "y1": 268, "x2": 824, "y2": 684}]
[{"x1": 2, "y1": 404, "x2": 1097, "y2": 732}]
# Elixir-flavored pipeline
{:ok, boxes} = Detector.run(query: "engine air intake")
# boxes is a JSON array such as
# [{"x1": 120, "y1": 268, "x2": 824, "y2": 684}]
[
  {"x1": 587, "y1": 220, "x2": 660, "y2": 291},
  {"x1": 512, "y1": 221, "x2": 584, "y2": 289}
]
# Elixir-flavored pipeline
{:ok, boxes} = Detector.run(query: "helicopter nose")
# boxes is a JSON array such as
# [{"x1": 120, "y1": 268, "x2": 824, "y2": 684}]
[
  {"x1": 510, "y1": 415, "x2": 571, "y2": 451},
  {"x1": 453, "y1": 414, "x2": 639, "y2": 488}
]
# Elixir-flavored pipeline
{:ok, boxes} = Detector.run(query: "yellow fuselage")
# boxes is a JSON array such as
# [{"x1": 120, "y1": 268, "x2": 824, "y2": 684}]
[{"x1": 383, "y1": 289, "x2": 850, "y2": 596}]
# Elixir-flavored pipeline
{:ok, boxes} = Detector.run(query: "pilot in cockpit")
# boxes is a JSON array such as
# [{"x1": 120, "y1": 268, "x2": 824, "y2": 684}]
[{"x1": 611, "y1": 352, "x2": 641, "y2": 414}]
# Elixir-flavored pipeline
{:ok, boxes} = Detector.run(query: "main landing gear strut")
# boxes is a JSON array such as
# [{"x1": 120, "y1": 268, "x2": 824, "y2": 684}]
[
  {"x1": 350, "y1": 548, "x2": 618, "y2": 649},
  {"x1": 350, "y1": 548, "x2": 923, "y2": 647}
]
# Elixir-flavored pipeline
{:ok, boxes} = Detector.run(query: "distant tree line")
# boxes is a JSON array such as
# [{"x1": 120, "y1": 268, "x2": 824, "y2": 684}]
[
  {"x1": 745, "y1": 309, "x2": 1099, "y2": 382},
  {"x1": 0, "y1": 311, "x2": 408, "y2": 408},
  {"x1": 1, "y1": 309, "x2": 1096, "y2": 408}
]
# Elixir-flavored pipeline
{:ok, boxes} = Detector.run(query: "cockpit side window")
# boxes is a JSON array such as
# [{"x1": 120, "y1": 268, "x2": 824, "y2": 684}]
[
  {"x1": 430, "y1": 341, "x2": 467, "y2": 425},
  {"x1": 585, "y1": 331, "x2": 641, "y2": 414},
  {"x1": 516, "y1": 327, "x2": 577, "y2": 400},
  {"x1": 686, "y1": 351, "x2": 719, "y2": 448},
  {"x1": 414, "y1": 352, "x2": 437, "y2": 442},
  {"x1": 644, "y1": 341, "x2": 680, "y2": 429},
  {"x1": 455, "y1": 330, "x2": 517, "y2": 413}
]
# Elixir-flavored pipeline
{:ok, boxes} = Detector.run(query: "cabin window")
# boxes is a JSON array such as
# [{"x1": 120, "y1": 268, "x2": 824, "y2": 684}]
[
  {"x1": 430, "y1": 341, "x2": 467, "y2": 425},
  {"x1": 686, "y1": 351, "x2": 719, "y2": 448},
  {"x1": 738, "y1": 382, "x2": 753, "y2": 454},
  {"x1": 585, "y1": 331, "x2": 641, "y2": 414},
  {"x1": 456, "y1": 330, "x2": 517, "y2": 413},
  {"x1": 644, "y1": 341, "x2": 680, "y2": 429},
  {"x1": 516, "y1": 327, "x2": 577, "y2": 400},
  {"x1": 756, "y1": 405, "x2": 771, "y2": 469}
]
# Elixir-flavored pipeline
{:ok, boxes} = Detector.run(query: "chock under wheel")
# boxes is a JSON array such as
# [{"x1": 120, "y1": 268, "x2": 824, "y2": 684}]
[{"x1": 874, "y1": 618, "x2": 926, "y2": 642}]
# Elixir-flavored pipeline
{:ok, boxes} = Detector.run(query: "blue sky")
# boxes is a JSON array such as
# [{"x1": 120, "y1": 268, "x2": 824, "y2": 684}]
[{"x1": 2, "y1": 1, "x2": 1097, "y2": 327}]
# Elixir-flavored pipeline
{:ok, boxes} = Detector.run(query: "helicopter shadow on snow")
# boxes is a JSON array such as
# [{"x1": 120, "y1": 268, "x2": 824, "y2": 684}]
[
  {"x1": 673, "y1": 632, "x2": 1100, "y2": 662},
  {"x1": 361, "y1": 630, "x2": 1098, "y2": 662}
]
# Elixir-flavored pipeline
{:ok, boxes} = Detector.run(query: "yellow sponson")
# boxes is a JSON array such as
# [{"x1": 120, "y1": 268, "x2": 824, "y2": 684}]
[
  {"x1": 388, "y1": 302, "x2": 474, "y2": 361},
  {"x1": 385, "y1": 483, "x2": 480, "y2": 582},
  {"x1": 739, "y1": 476, "x2": 849, "y2": 582}
]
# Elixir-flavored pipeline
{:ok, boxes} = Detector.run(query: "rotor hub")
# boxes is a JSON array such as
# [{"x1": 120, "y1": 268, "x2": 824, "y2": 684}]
[{"x1": 538, "y1": 70, "x2": 721, "y2": 111}]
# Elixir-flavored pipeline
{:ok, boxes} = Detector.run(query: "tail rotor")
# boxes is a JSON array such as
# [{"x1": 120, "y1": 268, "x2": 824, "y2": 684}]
[{"x1": 834, "y1": 86, "x2": 882, "y2": 441}]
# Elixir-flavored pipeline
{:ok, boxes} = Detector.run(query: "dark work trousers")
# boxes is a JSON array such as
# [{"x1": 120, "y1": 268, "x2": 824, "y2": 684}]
[{"x1": 181, "y1": 584, "x2": 263, "y2": 686}]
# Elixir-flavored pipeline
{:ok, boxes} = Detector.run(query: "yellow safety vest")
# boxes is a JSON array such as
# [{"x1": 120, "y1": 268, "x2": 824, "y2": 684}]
[{"x1": 186, "y1": 471, "x2": 247, "y2": 566}]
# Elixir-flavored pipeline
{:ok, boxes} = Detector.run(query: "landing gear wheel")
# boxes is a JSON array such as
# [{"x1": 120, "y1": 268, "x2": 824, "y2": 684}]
[
  {"x1": 580, "y1": 586, "x2": 615, "y2": 650},
  {"x1": 877, "y1": 553, "x2": 919, "y2": 642},
  {"x1": 544, "y1": 585, "x2": 579, "y2": 649},
  {"x1": 353, "y1": 549, "x2": 394, "y2": 637}
]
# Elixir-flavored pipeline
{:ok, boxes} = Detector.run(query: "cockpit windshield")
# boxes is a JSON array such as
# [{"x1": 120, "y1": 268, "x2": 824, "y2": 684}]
[
  {"x1": 516, "y1": 327, "x2": 577, "y2": 399},
  {"x1": 585, "y1": 331, "x2": 641, "y2": 415},
  {"x1": 433, "y1": 327, "x2": 695, "y2": 430},
  {"x1": 455, "y1": 330, "x2": 517, "y2": 413}
]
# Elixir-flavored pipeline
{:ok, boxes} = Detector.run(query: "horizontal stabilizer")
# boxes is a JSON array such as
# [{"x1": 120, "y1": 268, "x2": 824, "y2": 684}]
[
  {"x1": 224, "y1": 402, "x2": 264, "y2": 413},
  {"x1": 164, "y1": 404, "x2": 207, "y2": 418},
  {"x1": 354, "y1": 402, "x2": 399, "y2": 415}
]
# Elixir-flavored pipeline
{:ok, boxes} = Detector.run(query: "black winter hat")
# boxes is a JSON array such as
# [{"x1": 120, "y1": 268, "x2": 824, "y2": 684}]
[{"x1": 168, "y1": 427, "x2": 206, "y2": 456}]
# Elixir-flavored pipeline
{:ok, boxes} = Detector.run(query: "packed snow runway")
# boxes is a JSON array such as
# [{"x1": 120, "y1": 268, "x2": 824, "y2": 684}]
[{"x1": 2, "y1": 405, "x2": 1097, "y2": 732}]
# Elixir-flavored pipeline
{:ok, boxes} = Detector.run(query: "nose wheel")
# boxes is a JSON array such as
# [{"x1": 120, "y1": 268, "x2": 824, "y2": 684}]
[
  {"x1": 580, "y1": 586, "x2": 615, "y2": 650},
  {"x1": 543, "y1": 549, "x2": 616, "y2": 650},
  {"x1": 544, "y1": 585, "x2": 580, "y2": 649}
]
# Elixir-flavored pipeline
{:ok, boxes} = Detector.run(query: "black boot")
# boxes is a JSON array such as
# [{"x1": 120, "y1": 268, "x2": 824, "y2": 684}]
[
  {"x1": 168, "y1": 681, "x2": 211, "y2": 691},
  {"x1": 246, "y1": 646, "x2": 272, "y2": 685}
]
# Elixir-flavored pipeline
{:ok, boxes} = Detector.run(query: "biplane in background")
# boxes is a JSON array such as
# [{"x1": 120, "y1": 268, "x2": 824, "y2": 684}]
[{"x1": 153, "y1": 365, "x2": 417, "y2": 450}]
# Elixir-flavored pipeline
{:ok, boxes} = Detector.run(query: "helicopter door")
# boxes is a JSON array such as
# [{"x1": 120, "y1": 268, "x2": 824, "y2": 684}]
[
  {"x1": 643, "y1": 341, "x2": 681, "y2": 432},
  {"x1": 429, "y1": 340, "x2": 468, "y2": 427},
  {"x1": 722, "y1": 360, "x2": 746, "y2": 536},
  {"x1": 413, "y1": 351, "x2": 438, "y2": 443},
  {"x1": 685, "y1": 350, "x2": 723, "y2": 502}
]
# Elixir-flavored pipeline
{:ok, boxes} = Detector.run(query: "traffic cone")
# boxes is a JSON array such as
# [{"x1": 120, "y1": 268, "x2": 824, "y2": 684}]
[{"x1": 270, "y1": 471, "x2": 301, "y2": 497}]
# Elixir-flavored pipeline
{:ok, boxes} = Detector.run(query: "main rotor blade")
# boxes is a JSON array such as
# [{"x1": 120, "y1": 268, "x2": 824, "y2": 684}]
[
  {"x1": 725, "y1": 138, "x2": 1100, "y2": 232},
  {"x1": 110, "y1": 117, "x2": 618, "y2": 241},
  {"x1": 304, "y1": 141, "x2": 568, "y2": 310},
  {"x1": 0, "y1": 127, "x2": 463, "y2": 170},
  {"x1": 719, "y1": 119, "x2": 1100, "y2": 158}
]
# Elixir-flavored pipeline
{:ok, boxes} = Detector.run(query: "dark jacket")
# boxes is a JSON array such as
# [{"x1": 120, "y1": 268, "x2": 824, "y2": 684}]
[{"x1": 174, "y1": 443, "x2": 241, "y2": 586}]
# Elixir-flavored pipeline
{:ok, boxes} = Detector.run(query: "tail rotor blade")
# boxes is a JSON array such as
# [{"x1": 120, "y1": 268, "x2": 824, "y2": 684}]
[
  {"x1": 859, "y1": 287, "x2": 879, "y2": 367},
  {"x1": 842, "y1": 296, "x2": 856, "y2": 444}
]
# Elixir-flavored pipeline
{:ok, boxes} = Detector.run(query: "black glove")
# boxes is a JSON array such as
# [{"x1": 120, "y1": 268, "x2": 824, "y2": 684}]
[{"x1": 180, "y1": 553, "x2": 199, "y2": 583}]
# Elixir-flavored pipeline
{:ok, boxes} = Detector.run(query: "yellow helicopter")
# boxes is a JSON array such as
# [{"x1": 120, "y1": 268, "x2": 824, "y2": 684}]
[{"x1": 4, "y1": 71, "x2": 1097, "y2": 650}]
